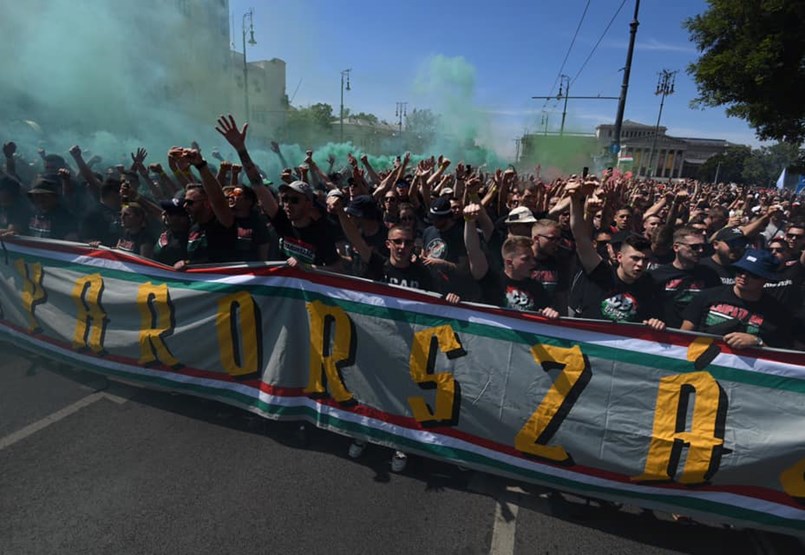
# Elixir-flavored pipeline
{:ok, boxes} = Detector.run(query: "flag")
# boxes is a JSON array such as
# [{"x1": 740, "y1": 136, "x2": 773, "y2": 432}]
[
  {"x1": 775, "y1": 168, "x2": 787, "y2": 190},
  {"x1": 796, "y1": 174, "x2": 805, "y2": 195}
]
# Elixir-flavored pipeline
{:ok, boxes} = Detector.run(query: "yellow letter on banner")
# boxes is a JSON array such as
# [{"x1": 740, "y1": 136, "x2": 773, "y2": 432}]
[
  {"x1": 514, "y1": 344, "x2": 591, "y2": 463},
  {"x1": 407, "y1": 325, "x2": 464, "y2": 426},
  {"x1": 71, "y1": 274, "x2": 108, "y2": 354},
  {"x1": 137, "y1": 282, "x2": 180, "y2": 367},
  {"x1": 216, "y1": 291, "x2": 261, "y2": 377},
  {"x1": 780, "y1": 458, "x2": 805, "y2": 501},
  {"x1": 633, "y1": 371, "x2": 726, "y2": 484},
  {"x1": 13, "y1": 259, "x2": 47, "y2": 332},
  {"x1": 305, "y1": 301, "x2": 355, "y2": 403}
]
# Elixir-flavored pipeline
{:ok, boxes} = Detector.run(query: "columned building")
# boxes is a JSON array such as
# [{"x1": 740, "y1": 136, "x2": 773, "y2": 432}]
[{"x1": 595, "y1": 121, "x2": 734, "y2": 178}]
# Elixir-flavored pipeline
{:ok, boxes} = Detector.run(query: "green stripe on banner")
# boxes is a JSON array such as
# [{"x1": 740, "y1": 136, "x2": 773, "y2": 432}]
[
  {"x1": 9, "y1": 249, "x2": 805, "y2": 394},
  {"x1": 5, "y1": 329, "x2": 803, "y2": 533}
]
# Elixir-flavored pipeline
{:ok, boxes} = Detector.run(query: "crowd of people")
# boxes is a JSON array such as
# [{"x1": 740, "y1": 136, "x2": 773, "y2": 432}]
[
  {"x1": 2, "y1": 114, "x2": 803, "y2": 358},
  {"x1": 2, "y1": 114, "x2": 804, "y2": 472}
]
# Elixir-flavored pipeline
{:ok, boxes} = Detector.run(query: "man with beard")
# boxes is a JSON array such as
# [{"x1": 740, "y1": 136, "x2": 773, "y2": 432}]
[
  {"x1": 567, "y1": 179, "x2": 665, "y2": 329},
  {"x1": 699, "y1": 227, "x2": 749, "y2": 285},
  {"x1": 172, "y1": 148, "x2": 236, "y2": 268},
  {"x1": 648, "y1": 226, "x2": 721, "y2": 329},
  {"x1": 530, "y1": 218, "x2": 572, "y2": 311}
]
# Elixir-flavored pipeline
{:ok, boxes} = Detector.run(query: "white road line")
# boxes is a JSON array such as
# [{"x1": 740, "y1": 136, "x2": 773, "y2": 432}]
[
  {"x1": 489, "y1": 497, "x2": 519, "y2": 555},
  {"x1": 0, "y1": 392, "x2": 126, "y2": 451}
]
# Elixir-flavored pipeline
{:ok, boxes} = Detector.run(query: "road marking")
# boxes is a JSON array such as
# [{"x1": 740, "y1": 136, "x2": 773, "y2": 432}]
[
  {"x1": 0, "y1": 392, "x2": 126, "y2": 451},
  {"x1": 489, "y1": 497, "x2": 519, "y2": 555}
]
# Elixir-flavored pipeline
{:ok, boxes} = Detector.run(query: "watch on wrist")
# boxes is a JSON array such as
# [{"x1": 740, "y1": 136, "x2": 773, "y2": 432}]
[{"x1": 755, "y1": 336, "x2": 764, "y2": 347}]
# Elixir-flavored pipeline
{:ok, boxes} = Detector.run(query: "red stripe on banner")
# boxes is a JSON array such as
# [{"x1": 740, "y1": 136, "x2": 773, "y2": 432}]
[{"x1": 1, "y1": 318, "x2": 800, "y2": 509}]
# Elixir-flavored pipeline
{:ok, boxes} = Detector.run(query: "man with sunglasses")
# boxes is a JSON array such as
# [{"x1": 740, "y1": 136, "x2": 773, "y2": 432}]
[
  {"x1": 681, "y1": 249, "x2": 792, "y2": 350},
  {"x1": 172, "y1": 148, "x2": 236, "y2": 267},
  {"x1": 258, "y1": 180, "x2": 342, "y2": 269},
  {"x1": 699, "y1": 227, "x2": 749, "y2": 285},
  {"x1": 648, "y1": 226, "x2": 721, "y2": 329}
]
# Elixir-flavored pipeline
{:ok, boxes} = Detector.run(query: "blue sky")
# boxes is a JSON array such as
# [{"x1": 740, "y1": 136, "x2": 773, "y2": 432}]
[{"x1": 230, "y1": 0, "x2": 761, "y2": 158}]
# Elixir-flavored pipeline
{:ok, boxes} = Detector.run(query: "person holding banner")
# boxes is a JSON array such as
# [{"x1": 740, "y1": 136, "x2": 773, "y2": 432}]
[
  {"x1": 681, "y1": 249, "x2": 793, "y2": 349},
  {"x1": 567, "y1": 178, "x2": 666, "y2": 330}
]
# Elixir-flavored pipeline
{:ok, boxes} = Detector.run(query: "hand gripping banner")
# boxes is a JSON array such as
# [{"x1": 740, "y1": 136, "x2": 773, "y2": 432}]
[{"x1": 0, "y1": 236, "x2": 804, "y2": 536}]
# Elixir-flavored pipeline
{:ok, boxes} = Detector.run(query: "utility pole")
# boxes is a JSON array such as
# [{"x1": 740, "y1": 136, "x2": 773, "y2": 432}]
[
  {"x1": 339, "y1": 69, "x2": 351, "y2": 143},
  {"x1": 242, "y1": 8, "x2": 257, "y2": 122},
  {"x1": 540, "y1": 112, "x2": 550, "y2": 136},
  {"x1": 514, "y1": 138, "x2": 521, "y2": 164},
  {"x1": 533, "y1": 76, "x2": 618, "y2": 136},
  {"x1": 646, "y1": 69, "x2": 677, "y2": 178},
  {"x1": 612, "y1": 0, "x2": 640, "y2": 159},
  {"x1": 395, "y1": 101, "x2": 407, "y2": 136}
]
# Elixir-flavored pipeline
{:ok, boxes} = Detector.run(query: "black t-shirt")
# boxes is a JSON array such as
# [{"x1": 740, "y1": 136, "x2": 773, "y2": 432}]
[
  {"x1": 699, "y1": 256, "x2": 736, "y2": 285},
  {"x1": 573, "y1": 260, "x2": 661, "y2": 323},
  {"x1": 531, "y1": 253, "x2": 572, "y2": 309},
  {"x1": 479, "y1": 266, "x2": 551, "y2": 312},
  {"x1": 422, "y1": 221, "x2": 465, "y2": 263},
  {"x1": 0, "y1": 199, "x2": 31, "y2": 234},
  {"x1": 115, "y1": 227, "x2": 154, "y2": 256},
  {"x1": 154, "y1": 229, "x2": 188, "y2": 266},
  {"x1": 763, "y1": 259, "x2": 804, "y2": 307},
  {"x1": 187, "y1": 217, "x2": 237, "y2": 264},
  {"x1": 648, "y1": 263, "x2": 723, "y2": 329},
  {"x1": 365, "y1": 250, "x2": 435, "y2": 293},
  {"x1": 681, "y1": 286, "x2": 793, "y2": 348},
  {"x1": 271, "y1": 210, "x2": 341, "y2": 266},
  {"x1": 79, "y1": 203, "x2": 121, "y2": 247},
  {"x1": 28, "y1": 208, "x2": 77, "y2": 240},
  {"x1": 234, "y1": 211, "x2": 271, "y2": 261}
]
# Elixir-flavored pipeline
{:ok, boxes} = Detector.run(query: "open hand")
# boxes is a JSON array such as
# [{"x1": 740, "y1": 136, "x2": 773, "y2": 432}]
[{"x1": 215, "y1": 114, "x2": 248, "y2": 151}]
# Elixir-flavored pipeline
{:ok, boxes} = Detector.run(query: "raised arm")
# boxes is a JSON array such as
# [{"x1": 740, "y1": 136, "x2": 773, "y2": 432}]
[
  {"x1": 327, "y1": 194, "x2": 372, "y2": 262},
  {"x1": 215, "y1": 114, "x2": 262, "y2": 187},
  {"x1": 463, "y1": 203, "x2": 489, "y2": 280},
  {"x1": 568, "y1": 179, "x2": 602, "y2": 274},
  {"x1": 269, "y1": 141, "x2": 289, "y2": 172},
  {"x1": 2, "y1": 142, "x2": 18, "y2": 180},
  {"x1": 360, "y1": 153, "x2": 382, "y2": 185},
  {"x1": 180, "y1": 148, "x2": 234, "y2": 228},
  {"x1": 68, "y1": 145, "x2": 102, "y2": 198}
]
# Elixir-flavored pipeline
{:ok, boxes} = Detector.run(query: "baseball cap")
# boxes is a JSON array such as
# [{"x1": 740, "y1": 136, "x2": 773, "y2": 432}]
[
  {"x1": 732, "y1": 248, "x2": 779, "y2": 281},
  {"x1": 345, "y1": 195, "x2": 379, "y2": 220},
  {"x1": 429, "y1": 196, "x2": 452, "y2": 217},
  {"x1": 278, "y1": 180, "x2": 314, "y2": 198},
  {"x1": 27, "y1": 176, "x2": 60, "y2": 195},
  {"x1": 713, "y1": 227, "x2": 747, "y2": 244},
  {"x1": 504, "y1": 206, "x2": 537, "y2": 225}
]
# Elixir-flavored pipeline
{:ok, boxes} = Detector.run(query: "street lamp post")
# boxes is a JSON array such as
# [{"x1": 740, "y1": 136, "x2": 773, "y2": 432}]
[
  {"x1": 395, "y1": 101, "x2": 407, "y2": 136},
  {"x1": 340, "y1": 69, "x2": 351, "y2": 143},
  {"x1": 242, "y1": 8, "x2": 257, "y2": 122},
  {"x1": 645, "y1": 69, "x2": 677, "y2": 178}
]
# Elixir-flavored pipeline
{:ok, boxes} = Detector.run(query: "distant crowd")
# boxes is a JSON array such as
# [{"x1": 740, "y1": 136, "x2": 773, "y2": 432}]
[{"x1": 2, "y1": 114, "x2": 803, "y2": 353}]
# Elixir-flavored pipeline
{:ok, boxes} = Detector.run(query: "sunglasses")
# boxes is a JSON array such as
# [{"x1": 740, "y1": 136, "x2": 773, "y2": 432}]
[
  {"x1": 182, "y1": 199, "x2": 198, "y2": 206},
  {"x1": 678, "y1": 242, "x2": 705, "y2": 251},
  {"x1": 769, "y1": 247, "x2": 785, "y2": 253},
  {"x1": 736, "y1": 270, "x2": 764, "y2": 280},
  {"x1": 384, "y1": 197, "x2": 398, "y2": 202},
  {"x1": 226, "y1": 188, "x2": 244, "y2": 198},
  {"x1": 279, "y1": 196, "x2": 302, "y2": 205},
  {"x1": 786, "y1": 233, "x2": 804, "y2": 240},
  {"x1": 389, "y1": 238, "x2": 415, "y2": 246}
]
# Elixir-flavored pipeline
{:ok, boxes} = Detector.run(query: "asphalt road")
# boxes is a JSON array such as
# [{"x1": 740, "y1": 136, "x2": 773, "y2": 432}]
[{"x1": 1, "y1": 341, "x2": 802, "y2": 555}]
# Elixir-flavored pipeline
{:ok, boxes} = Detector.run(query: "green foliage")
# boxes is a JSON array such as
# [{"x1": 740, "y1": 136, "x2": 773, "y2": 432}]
[
  {"x1": 684, "y1": 1, "x2": 805, "y2": 143},
  {"x1": 282, "y1": 103, "x2": 334, "y2": 147},
  {"x1": 697, "y1": 142, "x2": 804, "y2": 185},
  {"x1": 404, "y1": 108, "x2": 439, "y2": 151}
]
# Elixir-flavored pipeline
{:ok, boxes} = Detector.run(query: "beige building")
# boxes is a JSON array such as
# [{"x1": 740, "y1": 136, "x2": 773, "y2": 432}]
[
  {"x1": 596, "y1": 121, "x2": 734, "y2": 178},
  {"x1": 232, "y1": 56, "x2": 288, "y2": 145}
]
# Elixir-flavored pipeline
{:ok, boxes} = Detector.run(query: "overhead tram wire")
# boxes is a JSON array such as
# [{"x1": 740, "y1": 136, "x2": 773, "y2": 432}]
[
  {"x1": 570, "y1": 0, "x2": 628, "y2": 86},
  {"x1": 540, "y1": 0, "x2": 592, "y2": 112}
]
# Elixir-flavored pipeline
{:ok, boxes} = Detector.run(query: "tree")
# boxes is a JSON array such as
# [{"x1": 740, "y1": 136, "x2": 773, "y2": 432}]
[
  {"x1": 404, "y1": 108, "x2": 439, "y2": 150},
  {"x1": 684, "y1": 1, "x2": 805, "y2": 144},
  {"x1": 282, "y1": 103, "x2": 334, "y2": 146},
  {"x1": 697, "y1": 144, "x2": 751, "y2": 183}
]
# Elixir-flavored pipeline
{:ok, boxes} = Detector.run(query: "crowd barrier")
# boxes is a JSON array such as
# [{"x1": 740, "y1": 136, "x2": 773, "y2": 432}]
[{"x1": 0, "y1": 236, "x2": 803, "y2": 536}]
